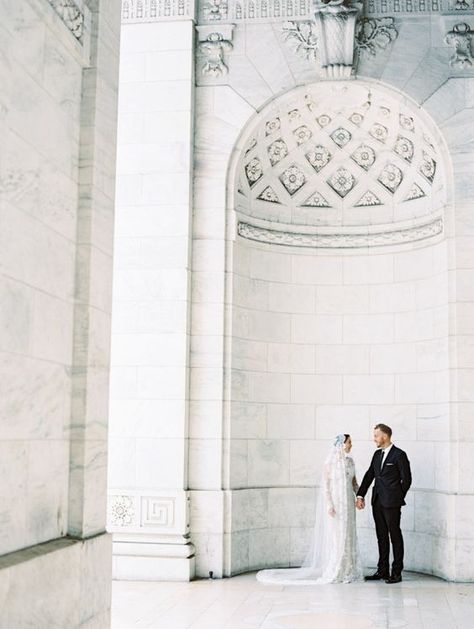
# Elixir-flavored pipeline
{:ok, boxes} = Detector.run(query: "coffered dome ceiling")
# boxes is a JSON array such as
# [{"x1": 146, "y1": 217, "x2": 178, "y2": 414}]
[{"x1": 235, "y1": 81, "x2": 446, "y2": 248}]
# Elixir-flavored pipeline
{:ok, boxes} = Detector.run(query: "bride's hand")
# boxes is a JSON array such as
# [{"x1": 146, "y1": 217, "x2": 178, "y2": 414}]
[{"x1": 328, "y1": 506, "x2": 336, "y2": 517}]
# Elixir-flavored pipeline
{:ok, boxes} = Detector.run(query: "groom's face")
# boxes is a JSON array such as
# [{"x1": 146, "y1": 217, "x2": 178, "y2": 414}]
[{"x1": 373, "y1": 428, "x2": 389, "y2": 448}]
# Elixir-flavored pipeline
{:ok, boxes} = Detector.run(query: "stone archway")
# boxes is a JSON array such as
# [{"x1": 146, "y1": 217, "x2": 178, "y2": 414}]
[{"x1": 224, "y1": 78, "x2": 454, "y2": 578}]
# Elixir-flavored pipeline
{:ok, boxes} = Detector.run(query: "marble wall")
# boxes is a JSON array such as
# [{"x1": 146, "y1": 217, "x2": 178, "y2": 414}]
[
  {"x1": 0, "y1": 0, "x2": 121, "y2": 625},
  {"x1": 229, "y1": 234, "x2": 451, "y2": 574},
  {"x1": 111, "y1": 1, "x2": 474, "y2": 582}
]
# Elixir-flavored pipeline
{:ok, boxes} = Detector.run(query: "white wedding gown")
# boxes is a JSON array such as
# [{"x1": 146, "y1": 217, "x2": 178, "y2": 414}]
[{"x1": 257, "y1": 445, "x2": 364, "y2": 585}]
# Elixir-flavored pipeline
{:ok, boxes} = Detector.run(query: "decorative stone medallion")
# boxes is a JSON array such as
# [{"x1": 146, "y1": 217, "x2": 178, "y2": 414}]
[
  {"x1": 266, "y1": 117, "x2": 281, "y2": 136},
  {"x1": 378, "y1": 163, "x2": 403, "y2": 193},
  {"x1": 280, "y1": 164, "x2": 306, "y2": 195},
  {"x1": 399, "y1": 113, "x2": 415, "y2": 132},
  {"x1": 369, "y1": 123, "x2": 389, "y2": 143},
  {"x1": 327, "y1": 167, "x2": 357, "y2": 198},
  {"x1": 267, "y1": 139, "x2": 289, "y2": 166},
  {"x1": 351, "y1": 144, "x2": 376, "y2": 171},
  {"x1": 293, "y1": 125, "x2": 313, "y2": 145},
  {"x1": 419, "y1": 153, "x2": 437, "y2": 184},
  {"x1": 330, "y1": 127, "x2": 353, "y2": 148},
  {"x1": 245, "y1": 157, "x2": 263, "y2": 186},
  {"x1": 393, "y1": 135, "x2": 415, "y2": 163},
  {"x1": 306, "y1": 145, "x2": 332, "y2": 172}
]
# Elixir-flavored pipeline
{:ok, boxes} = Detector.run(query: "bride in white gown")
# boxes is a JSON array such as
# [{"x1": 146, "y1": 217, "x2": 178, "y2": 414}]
[{"x1": 256, "y1": 434, "x2": 364, "y2": 585}]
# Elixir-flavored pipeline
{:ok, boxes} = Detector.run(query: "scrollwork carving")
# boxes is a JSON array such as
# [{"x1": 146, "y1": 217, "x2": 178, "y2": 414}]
[
  {"x1": 356, "y1": 17, "x2": 398, "y2": 58},
  {"x1": 282, "y1": 20, "x2": 319, "y2": 60},
  {"x1": 281, "y1": 4, "x2": 398, "y2": 77}
]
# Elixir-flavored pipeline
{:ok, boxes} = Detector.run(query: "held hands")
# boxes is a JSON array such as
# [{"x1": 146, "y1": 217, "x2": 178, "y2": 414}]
[{"x1": 356, "y1": 497, "x2": 365, "y2": 510}]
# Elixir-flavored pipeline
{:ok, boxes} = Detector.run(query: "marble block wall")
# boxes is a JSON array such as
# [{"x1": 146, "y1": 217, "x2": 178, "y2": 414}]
[
  {"x1": 229, "y1": 235, "x2": 450, "y2": 574},
  {"x1": 0, "y1": 0, "x2": 121, "y2": 625}
]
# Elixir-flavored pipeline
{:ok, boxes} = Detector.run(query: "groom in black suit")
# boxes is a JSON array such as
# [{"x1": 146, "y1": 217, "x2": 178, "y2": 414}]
[{"x1": 356, "y1": 423, "x2": 412, "y2": 584}]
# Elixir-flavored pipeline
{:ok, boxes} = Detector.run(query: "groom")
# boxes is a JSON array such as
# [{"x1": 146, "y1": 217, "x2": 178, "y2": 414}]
[{"x1": 356, "y1": 424, "x2": 412, "y2": 584}]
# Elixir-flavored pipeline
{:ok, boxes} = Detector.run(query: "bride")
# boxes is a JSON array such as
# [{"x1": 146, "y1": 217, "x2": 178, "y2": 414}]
[{"x1": 256, "y1": 434, "x2": 364, "y2": 585}]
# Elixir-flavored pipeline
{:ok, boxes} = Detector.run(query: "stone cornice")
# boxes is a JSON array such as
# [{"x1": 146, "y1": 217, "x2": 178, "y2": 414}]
[{"x1": 120, "y1": 0, "x2": 474, "y2": 25}]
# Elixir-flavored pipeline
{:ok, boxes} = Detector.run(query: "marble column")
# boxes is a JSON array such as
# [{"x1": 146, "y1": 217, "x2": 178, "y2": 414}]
[{"x1": 108, "y1": 4, "x2": 196, "y2": 581}]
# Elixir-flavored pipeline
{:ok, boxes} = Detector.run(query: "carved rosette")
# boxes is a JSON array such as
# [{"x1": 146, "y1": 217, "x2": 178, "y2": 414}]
[{"x1": 313, "y1": 0, "x2": 362, "y2": 78}]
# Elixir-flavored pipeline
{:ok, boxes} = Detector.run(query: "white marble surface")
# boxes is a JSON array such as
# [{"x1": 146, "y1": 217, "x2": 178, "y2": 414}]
[
  {"x1": 108, "y1": 18, "x2": 195, "y2": 580},
  {"x1": 111, "y1": 571, "x2": 474, "y2": 629},
  {"x1": 0, "y1": 0, "x2": 120, "y2": 625},
  {"x1": 0, "y1": 533, "x2": 112, "y2": 629}
]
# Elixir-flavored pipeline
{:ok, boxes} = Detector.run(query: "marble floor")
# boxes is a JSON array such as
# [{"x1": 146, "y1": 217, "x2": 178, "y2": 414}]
[{"x1": 111, "y1": 571, "x2": 474, "y2": 629}]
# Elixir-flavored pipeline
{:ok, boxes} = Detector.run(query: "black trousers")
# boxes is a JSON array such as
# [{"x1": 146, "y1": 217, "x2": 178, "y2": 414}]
[{"x1": 372, "y1": 497, "x2": 404, "y2": 575}]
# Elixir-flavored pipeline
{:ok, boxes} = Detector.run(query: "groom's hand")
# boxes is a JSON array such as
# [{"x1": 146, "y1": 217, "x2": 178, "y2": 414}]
[{"x1": 356, "y1": 497, "x2": 365, "y2": 510}]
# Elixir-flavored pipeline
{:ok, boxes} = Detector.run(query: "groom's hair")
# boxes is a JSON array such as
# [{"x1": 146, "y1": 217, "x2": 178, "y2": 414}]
[{"x1": 374, "y1": 423, "x2": 392, "y2": 437}]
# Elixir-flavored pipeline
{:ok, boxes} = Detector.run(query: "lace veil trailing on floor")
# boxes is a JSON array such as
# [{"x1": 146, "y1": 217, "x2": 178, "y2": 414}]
[{"x1": 256, "y1": 434, "x2": 363, "y2": 585}]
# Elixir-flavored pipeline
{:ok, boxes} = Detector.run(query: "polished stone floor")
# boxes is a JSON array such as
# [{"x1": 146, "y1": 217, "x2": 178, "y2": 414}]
[{"x1": 111, "y1": 571, "x2": 474, "y2": 628}]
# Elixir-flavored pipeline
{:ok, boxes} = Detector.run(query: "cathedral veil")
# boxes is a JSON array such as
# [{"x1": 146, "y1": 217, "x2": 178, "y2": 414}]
[{"x1": 256, "y1": 434, "x2": 355, "y2": 585}]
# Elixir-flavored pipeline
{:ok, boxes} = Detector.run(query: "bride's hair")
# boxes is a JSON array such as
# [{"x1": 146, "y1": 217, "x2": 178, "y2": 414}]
[{"x1": 344, "y1": 434, "x2": 350, "y2": 442}]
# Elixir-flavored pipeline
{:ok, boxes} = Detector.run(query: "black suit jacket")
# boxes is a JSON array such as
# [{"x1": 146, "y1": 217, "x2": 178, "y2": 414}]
[{"x1": 358, "y1": 445, "x2": 412, "y2": 508}]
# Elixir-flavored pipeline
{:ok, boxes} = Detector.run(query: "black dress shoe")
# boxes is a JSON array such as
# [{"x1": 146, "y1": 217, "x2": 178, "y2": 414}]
[
  {"x1": 385, "y1": 574, "x2": 402, "y2": 584},
  {"x1": 364, "y1": 571, "x2": 390, "y2": 581}
]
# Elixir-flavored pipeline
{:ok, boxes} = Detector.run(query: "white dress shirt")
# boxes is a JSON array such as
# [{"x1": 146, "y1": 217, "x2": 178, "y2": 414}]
[{"x1": 380, "y1": 443, "x2": 393, "y2": 468}]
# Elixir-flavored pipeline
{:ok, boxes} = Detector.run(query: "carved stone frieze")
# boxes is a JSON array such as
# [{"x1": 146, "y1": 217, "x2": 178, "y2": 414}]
[
  {"x1": 237, "y1": 218, "x2": 444, "y2": 249},
  {"x1": 122, "y1": 0, "x2": 473, "y2": 24},
  {"x1": 122, "y1": 0, "x2": 193, "y2": 22}
]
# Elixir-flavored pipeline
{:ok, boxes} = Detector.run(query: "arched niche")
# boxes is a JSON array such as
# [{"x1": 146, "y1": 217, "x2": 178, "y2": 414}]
[{"x1": 224, "y1": 79, "x2": 453, "y2": 578}]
